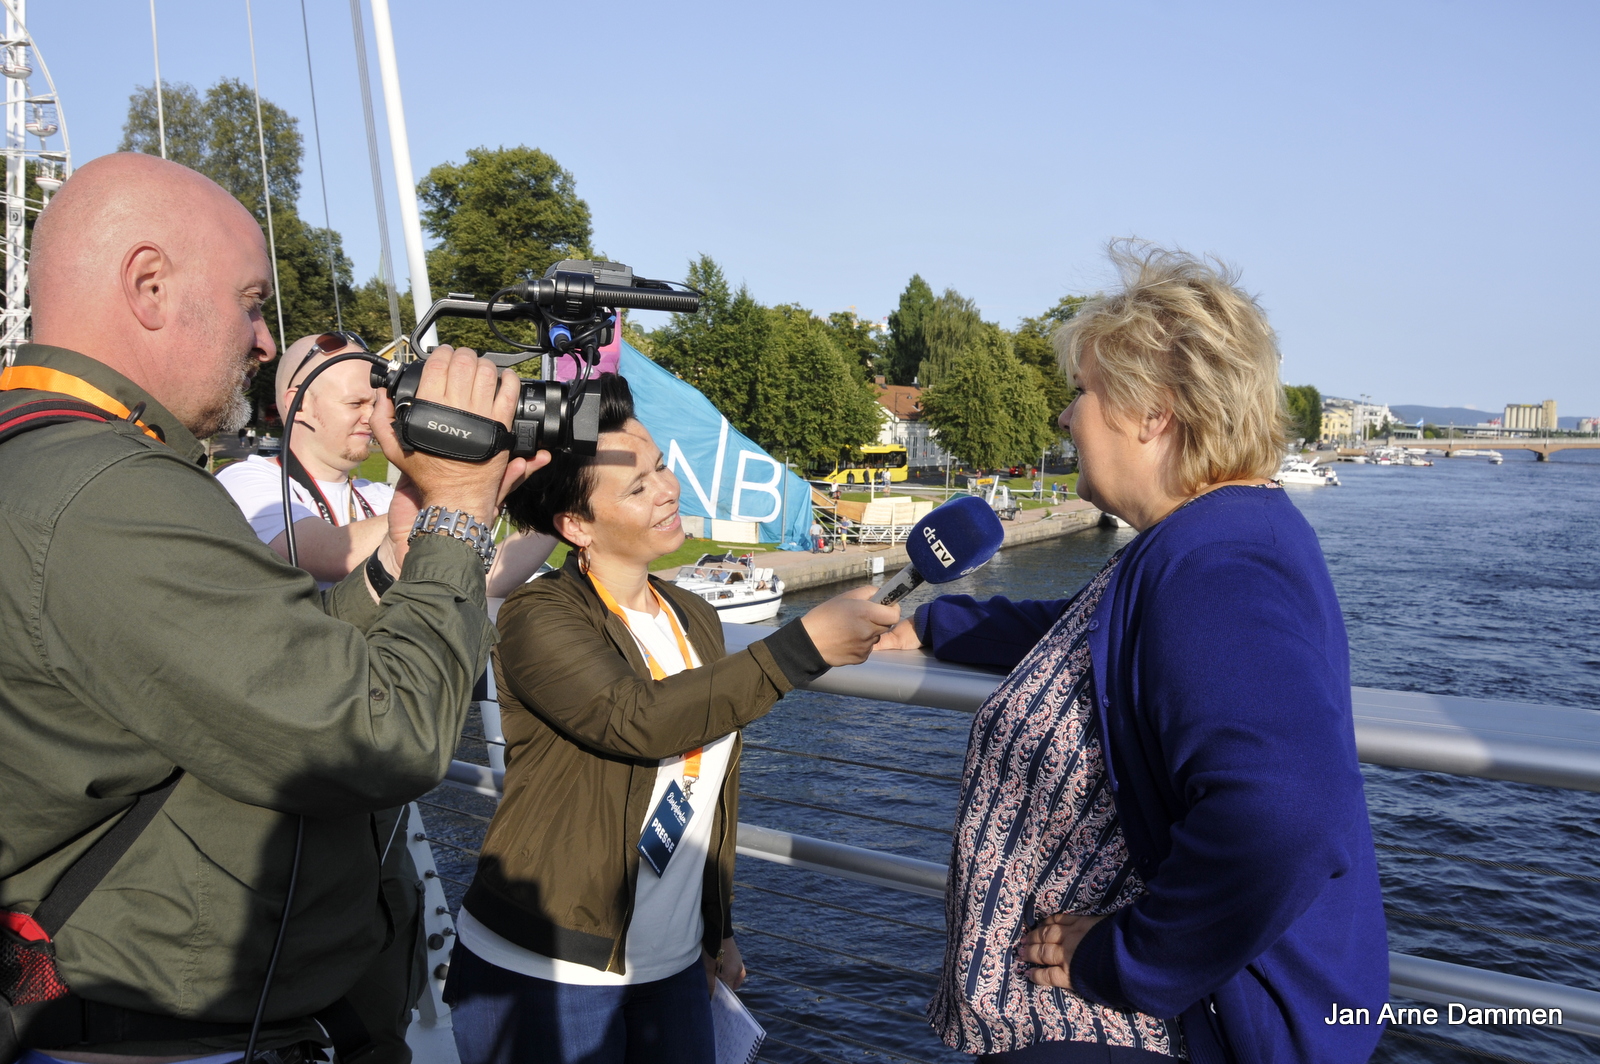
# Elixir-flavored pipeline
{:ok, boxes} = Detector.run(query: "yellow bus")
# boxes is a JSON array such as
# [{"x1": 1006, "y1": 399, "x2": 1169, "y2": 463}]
[{"x1": 814, "y1": 444, "x2": 909, "y2": 485}]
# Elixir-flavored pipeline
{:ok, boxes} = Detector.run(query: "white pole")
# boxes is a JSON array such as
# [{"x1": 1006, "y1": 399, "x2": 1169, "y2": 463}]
[
  {"x1": 368, "y1": 0, "x2": 436, "y2": 348},
  {"x1": 149, "y1": 0, "x2": 166, "y2": 158},
  {"x1": 4, "y1": 0, "x2": 26, "y2": 359}
]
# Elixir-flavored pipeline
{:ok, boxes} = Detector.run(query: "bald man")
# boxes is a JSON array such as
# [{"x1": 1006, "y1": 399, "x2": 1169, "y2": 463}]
[{"x1": 0, "y1": 153, "x2": 543, "y2": 1063}]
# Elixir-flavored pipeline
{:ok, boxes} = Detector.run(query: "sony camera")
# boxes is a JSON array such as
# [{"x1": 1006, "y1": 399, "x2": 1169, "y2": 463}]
[{"x1": 372, "y1": 260, "x2": 698, "y2": 460}]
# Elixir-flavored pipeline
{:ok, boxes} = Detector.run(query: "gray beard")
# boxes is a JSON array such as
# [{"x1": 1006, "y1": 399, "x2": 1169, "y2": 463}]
[{"x1": 191, "y1": 373, "x2": 255, "y2": 440}]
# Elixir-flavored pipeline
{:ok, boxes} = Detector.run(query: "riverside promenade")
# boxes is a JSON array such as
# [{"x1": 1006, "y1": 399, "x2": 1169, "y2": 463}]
[{"x1": 666, "y1": 498, "x2": 1104, "y2": 593}]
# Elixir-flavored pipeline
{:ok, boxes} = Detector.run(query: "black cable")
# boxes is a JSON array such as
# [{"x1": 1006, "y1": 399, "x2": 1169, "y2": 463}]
[
  {"x1": 243, "y1": 815, "x2": 304, "y2": 1064},
  {"x1": 278, "y1": 351, "x2": 389, "y2": 567}
]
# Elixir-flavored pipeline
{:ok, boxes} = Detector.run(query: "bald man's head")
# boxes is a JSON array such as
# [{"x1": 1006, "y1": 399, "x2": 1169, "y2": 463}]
[{"x1": 29, "y1": 153, "x2": 278, "y2": 438}]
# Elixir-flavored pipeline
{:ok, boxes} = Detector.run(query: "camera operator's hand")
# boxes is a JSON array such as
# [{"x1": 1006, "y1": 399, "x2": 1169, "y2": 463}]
[
  {"x1": 800, "y1": 586, "x2": 900, "y2": 667},
  {"x1": 371, "y1": 346, "x2": 548, "y2": 575}
]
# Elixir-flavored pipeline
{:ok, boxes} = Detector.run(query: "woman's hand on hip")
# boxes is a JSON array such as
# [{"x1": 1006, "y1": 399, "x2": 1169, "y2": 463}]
[
  {"x1": 1017, "y1": 912, "x2": 1107, "y2": 989},
  {"x1": 800, "y1": 586, "x2": 901, "y2": 666}
]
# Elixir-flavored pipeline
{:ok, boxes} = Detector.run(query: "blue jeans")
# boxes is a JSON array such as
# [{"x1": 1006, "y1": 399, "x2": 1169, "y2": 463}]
[{"x1": 444, "y1": 942, "x2": 714, "y2": 1064}]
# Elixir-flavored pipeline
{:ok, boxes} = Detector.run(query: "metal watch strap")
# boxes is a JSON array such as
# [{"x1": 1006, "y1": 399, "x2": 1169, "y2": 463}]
[{"x1": 408, "y1": 506, "x2": 497, "y2": 571}]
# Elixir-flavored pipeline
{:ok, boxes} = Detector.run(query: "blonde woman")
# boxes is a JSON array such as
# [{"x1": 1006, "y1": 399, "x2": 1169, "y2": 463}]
[{"x1": 882, "y1": 245, "x2": 1387, "y2": 1063}]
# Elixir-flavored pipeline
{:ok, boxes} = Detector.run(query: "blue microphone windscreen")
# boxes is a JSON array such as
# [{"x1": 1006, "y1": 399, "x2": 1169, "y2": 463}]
[{"x1": 904, "y1": 495, "x2": 1007, "y2": 583}]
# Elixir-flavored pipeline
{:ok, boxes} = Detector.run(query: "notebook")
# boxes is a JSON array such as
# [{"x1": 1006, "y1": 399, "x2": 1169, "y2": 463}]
[{"x1": 711, "y1": 978, "x2": 766, "y2": 1064}]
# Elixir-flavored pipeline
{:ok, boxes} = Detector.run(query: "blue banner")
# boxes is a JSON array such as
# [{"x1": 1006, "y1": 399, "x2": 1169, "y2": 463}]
[{"x1": 618, "y1": 343, "x2": 813, "y2": 551}]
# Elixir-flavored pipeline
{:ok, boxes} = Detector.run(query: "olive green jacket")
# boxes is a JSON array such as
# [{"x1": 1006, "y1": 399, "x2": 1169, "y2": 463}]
[
  {"x1": 464, "y1": 552, "x2": 827, "y2": 974},
  {"x1": 0, "y1": 345, "x2": 494, "y2": 1053}
]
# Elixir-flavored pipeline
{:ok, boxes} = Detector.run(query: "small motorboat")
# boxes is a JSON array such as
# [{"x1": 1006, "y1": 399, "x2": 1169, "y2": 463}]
[
  {"x1": 673, "y1": 553, "x2": 785, "y2": 623},
  {"x1": 1274, "y1": 459, "x2": 1341, "y2": 486}
]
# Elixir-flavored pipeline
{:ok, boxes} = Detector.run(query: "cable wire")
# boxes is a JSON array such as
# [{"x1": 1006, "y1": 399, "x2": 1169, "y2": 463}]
[
  {"x1": 753, "y1": 970, "x2": 932, "y2": 1024},
  {"x1": 242, "y1": 815, "x2": 303, "y2": 1064},
  {"x1": 1374, "y1": 841, "x2": 1600, "y2": 885},
  {"x1": 743, "y1": 742, "x2": 962, "y2": 783},
  {"x1": 297, "y1": 0, "x2": 342, "y2": 330},
  {"x1": 733, "y1": 880, "x2": 944, "y2": 935},
  {"x1": 242, "y1": 0, "x2": 286, "y2": 353},
  {"x1": 732, "y1": 923, "x2": 938, "y2": 983},
  {"x1": 741, "y1": 788, "x2": 953, "y2": 836}
]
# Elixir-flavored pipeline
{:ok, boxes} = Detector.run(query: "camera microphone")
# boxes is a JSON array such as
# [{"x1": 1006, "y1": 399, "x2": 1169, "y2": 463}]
[{"x1": 871, "y1": 495, "x2": 1007, "y2": 606}]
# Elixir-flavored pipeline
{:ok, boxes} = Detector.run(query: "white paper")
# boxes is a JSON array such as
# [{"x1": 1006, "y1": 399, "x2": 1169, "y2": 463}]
[{"x1": 711, "y1": 978, "x2": 766, "y2": 1064}]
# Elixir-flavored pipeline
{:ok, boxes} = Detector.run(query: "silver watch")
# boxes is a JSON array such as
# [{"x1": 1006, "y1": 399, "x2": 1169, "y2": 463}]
[{"x1": 409, "y1": 506, "x2": 497, "y2": 571}]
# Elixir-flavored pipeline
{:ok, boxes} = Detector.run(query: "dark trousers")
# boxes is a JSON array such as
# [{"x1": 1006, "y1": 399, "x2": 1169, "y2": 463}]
[{"x1": 444, "y1": 942, "x2": 714, "y2": 1064}]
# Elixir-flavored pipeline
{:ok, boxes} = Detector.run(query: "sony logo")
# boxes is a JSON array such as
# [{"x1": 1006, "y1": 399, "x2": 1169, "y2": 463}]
[
  {"x1": 924, "y1": 526, "x2": 955, "y2": 568},
  {"x1": 426, "y1": 420, "x2": 473, "y2": 439}
]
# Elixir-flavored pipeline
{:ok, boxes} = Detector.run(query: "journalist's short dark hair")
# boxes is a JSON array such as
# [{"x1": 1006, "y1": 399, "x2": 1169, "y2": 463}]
[{"x1": 503, "y1": 373, "x2": 636, "y2": 542}]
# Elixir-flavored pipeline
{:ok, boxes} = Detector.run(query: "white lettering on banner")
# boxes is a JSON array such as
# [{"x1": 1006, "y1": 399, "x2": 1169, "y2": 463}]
[
  {"x1": 667, "y1": 418, "x2": 730, "y2": 517},
  {"x1": 731, "y1": 451, "x2": 783, "y2": 523}
]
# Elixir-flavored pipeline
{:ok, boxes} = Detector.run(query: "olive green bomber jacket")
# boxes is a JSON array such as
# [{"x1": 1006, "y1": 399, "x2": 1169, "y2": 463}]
[
  {"x1": 464, "y1": 552, "x2": 828, "y2": 974},
  {"x1": 0, "y1": 345, "x2": 494, "y2": 1053}
]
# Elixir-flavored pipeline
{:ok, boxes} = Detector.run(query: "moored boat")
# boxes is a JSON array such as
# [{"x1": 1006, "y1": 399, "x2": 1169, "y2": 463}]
[{"x1": 673, "y1": 553, "x2": 785, "y2": 622}]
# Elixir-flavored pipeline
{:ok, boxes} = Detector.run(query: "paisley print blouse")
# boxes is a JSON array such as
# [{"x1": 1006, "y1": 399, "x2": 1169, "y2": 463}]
[{"x1": 928, "y1": 552, "x2": 1184, "y2": 1057}]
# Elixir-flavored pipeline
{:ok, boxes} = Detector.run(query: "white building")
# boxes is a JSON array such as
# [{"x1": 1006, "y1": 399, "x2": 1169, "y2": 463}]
[{"x1": 872, "y1": 378, "x2": 950, "y2": 469}]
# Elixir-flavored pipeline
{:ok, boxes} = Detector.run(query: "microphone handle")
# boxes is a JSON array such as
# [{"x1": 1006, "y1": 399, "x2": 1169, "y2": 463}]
[{"x1": 872, "y1": 565, "x2": 926, "y2": 606}]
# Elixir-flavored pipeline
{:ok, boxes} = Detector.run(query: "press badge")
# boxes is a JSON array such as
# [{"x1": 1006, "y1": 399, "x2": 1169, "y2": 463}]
[{"x1": 638, "y1": 780, "x2": 695, "y2": 876}]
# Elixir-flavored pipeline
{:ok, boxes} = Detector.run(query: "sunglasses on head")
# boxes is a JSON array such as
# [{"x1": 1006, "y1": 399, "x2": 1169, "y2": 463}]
[
  {"x1": 285, "y1": 332, "x2": 372, "y2": 392},
  {"x1": 306, "y1": 331, "x2": 368, "y2": 358}
]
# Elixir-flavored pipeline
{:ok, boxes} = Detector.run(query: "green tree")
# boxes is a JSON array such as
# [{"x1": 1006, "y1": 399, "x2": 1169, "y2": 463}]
[
  {"x1": 884, "y1": 275, "x2": 934, "y2": 385},
  {"x1": 918, "y1": 290, "x2": 987, "y2": 388},
  {"x1": 1283, "y1": 384, "x2": 1322, "y2": 444},
  {"x1": 824, "y1": 310, "x2": 884, "y2": 381},
  {"x1": 753, "y1": 306, "x2": 882, "y2": 464},
  {"x1": 653, "y1": 256, "x2": 762, "y2": 431},
  {"x1": 418, "y1": 145, "x2": 592, "y2": 351},
  {"x1": 121, "y1": 79, "x2": 301, "y2": 223},
  {"x1": 652, "y1": 257, "x2": 880, "y2": 462},
  {"x1": 1013, "y1": 294, "x2": 1087, "y2": 422},
  {"x1": 920, "y1": 334, "x2": 1054, "y2": 470}
]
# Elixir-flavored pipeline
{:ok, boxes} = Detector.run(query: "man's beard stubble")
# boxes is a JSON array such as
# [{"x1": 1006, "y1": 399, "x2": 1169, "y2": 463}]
[{"x1": 190, "y1": 351, "x2": 256, "y2": 439}]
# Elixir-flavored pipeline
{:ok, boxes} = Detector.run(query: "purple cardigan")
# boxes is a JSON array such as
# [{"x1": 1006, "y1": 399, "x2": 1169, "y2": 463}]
[{"x1": 915, "y1": 487, "x2": 1388, "y2": 1064}]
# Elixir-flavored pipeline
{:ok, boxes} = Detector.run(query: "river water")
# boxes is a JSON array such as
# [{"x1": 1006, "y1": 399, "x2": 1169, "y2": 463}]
[{"x1": 428, "y1": 449, "x2": 1600, "y2": 1064}]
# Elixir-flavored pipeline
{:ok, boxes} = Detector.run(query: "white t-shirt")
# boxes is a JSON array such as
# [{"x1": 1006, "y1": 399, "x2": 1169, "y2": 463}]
[
  {"x1": 459, "y1": 602, "x2": 735, "y2": 985},
  {"x1": 216, "y1": 455, "x2": 395, "y2": 581}
]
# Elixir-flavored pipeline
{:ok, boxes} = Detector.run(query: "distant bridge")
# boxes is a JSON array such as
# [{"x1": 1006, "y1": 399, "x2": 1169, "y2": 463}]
[{"x1": 1339, "y1": 438, "x2": 1600, "y2": 462}]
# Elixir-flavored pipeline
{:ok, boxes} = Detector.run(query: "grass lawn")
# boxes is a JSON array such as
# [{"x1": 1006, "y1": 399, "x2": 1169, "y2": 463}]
[{"x1": 358, "y1": 452, "x2": 390, "y2": 482}]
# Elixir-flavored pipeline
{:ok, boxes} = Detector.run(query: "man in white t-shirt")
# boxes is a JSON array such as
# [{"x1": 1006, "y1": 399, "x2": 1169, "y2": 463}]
[
  {"x1": 217, "y1": 331, "x2": 397, "y2": 585},
  {"x1": 219, "y1": 331, "x2": 557, "y2": 595}
]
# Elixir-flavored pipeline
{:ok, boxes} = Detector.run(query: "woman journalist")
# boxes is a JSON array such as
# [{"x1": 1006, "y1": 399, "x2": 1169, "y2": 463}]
[
  {"x1": 879, "y1": 246, "x2": 1388, "y2": 1063},
  {"x1": 444, "y1": 374, "x2": 898, "y2": 1064}
]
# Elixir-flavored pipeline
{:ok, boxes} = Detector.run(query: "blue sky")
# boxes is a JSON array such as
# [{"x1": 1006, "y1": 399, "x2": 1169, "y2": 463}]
[{"x1": 27, "y1": 1, "x2": 1600, "y2": 416}]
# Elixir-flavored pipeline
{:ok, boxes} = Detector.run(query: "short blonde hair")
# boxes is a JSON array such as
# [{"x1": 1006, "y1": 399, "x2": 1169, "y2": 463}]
[{"x1": 1054, "y1": 242, "x2": 1288, "y2": 493}]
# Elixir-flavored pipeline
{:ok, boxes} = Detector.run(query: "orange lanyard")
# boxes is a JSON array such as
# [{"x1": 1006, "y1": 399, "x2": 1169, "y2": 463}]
[
  {"x1": 0, "y1": 365, "x2": 163, "y2": 443},
  {"x1": 589, "y1": 574, "x2": 703, "y2": 787}
]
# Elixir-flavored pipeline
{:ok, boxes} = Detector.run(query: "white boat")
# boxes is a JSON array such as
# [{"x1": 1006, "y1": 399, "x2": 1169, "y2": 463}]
[
  {"x1": 1274, "y1": 459, "x2": 1341, "y2": 486},
  {"x1": 673, "y1": 553, "x2": 785, "y2": 623}
]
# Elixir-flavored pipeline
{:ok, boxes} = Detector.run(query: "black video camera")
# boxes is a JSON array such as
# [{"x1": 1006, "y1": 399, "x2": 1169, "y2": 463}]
[{"x1": 372, "y1": 260, "x2": 699, "y2": 460}]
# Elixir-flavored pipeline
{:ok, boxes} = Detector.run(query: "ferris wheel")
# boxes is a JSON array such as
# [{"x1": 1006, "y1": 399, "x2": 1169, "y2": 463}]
[{"x1": 0, "y1": 0, "x2": 70, "y2": 362}]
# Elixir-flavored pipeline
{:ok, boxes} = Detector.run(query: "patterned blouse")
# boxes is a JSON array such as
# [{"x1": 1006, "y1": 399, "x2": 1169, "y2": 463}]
[{"x1": 928, "y1": 551, "x2": 1185, "y2": 1058}]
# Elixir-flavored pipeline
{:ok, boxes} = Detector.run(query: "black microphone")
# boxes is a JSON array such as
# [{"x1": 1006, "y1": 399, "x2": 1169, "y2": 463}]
[{"x1": 872, "y1": 495, "x2": 1007, "y2": 606}]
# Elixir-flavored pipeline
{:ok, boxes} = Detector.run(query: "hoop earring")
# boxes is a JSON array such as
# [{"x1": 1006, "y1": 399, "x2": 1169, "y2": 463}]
[{"x1": 577, "y1": 546, "x2": 592, "y2": 575}]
